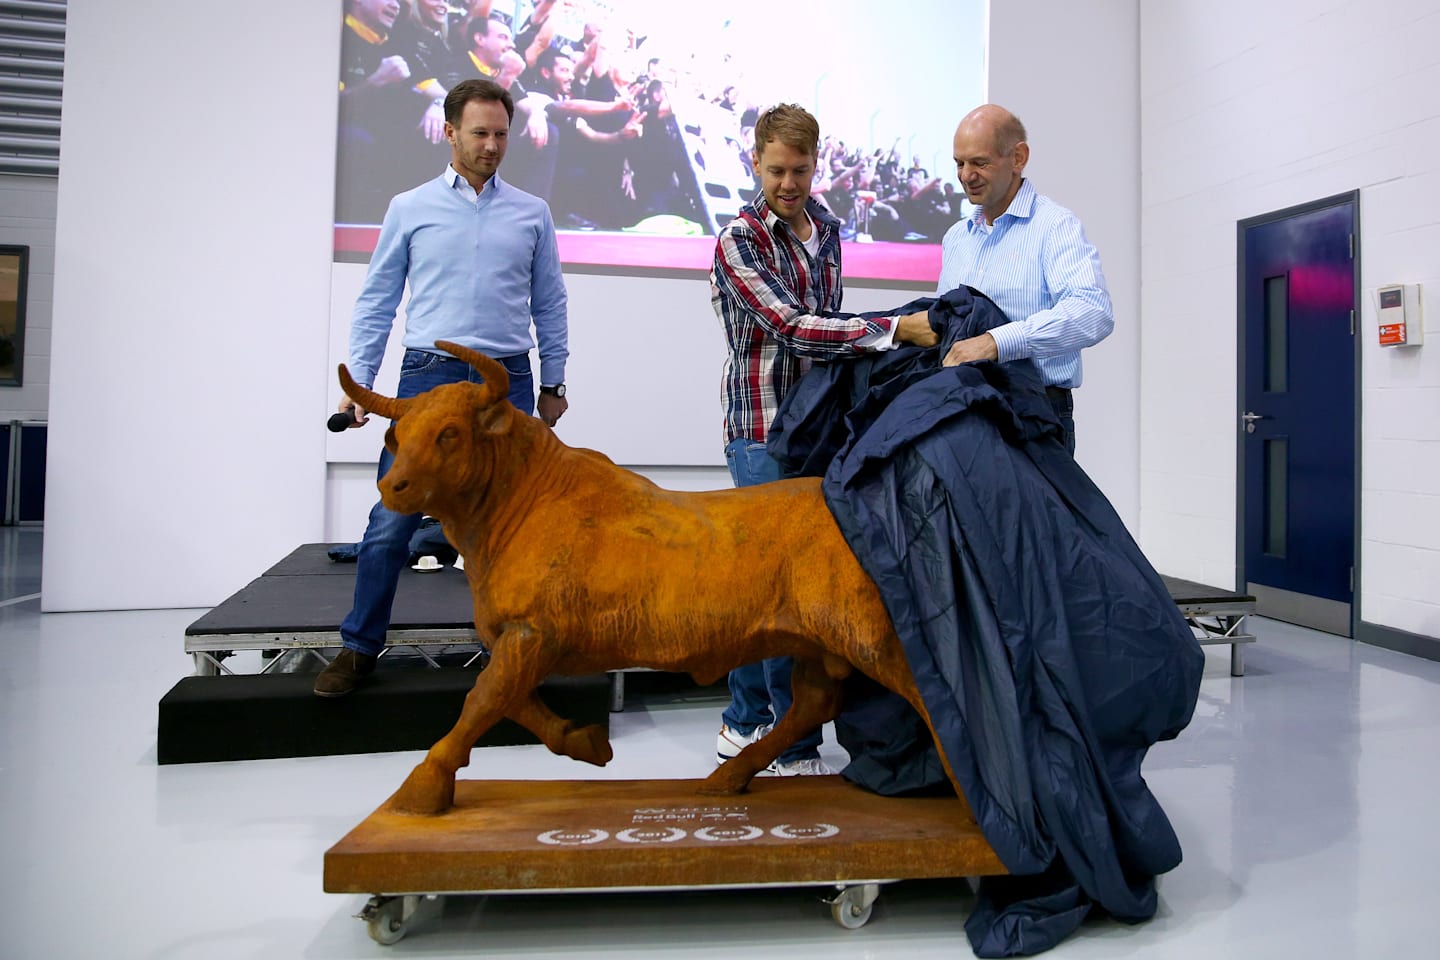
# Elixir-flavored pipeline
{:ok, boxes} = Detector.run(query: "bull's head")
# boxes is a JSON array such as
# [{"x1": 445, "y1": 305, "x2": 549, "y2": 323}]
[{"x1": 338, "y1": 340, "x2": 519, "y2": 518}]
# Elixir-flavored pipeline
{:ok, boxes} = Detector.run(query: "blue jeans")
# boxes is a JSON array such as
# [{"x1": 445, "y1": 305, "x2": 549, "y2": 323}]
[
  {"x1": 340, "y1": 349, "x2": 535, "y2": 656},
  {"x1": 719, "y1": 438, "x2": 823, "y2": 764}
]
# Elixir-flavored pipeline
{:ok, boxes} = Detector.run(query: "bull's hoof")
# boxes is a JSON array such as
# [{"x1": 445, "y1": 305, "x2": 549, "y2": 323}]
[
  {"x1": 567, "y1": 723, "x2": 613, "y2": 767},
  {"x1": 696, "y1": 764, "x2": 754, "y2": 797},
  {"x1": 385, "y1": 761, "x2": 456, "y2": 816}
]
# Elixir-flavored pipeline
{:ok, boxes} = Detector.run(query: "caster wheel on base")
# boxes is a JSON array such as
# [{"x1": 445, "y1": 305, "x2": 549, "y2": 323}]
[
  {"x1": 357, "y1": 893, "x2": 441, "y2": 945},
  {"x1": 826, "y1": 883, "x2": 879, "y2": 930},
  {"x1": 367, "y1": 912, "x2": 405, "y2": 946}
]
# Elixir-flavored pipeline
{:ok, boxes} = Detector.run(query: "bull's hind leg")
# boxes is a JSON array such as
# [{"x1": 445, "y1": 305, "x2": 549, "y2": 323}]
[
  {"x1": 508, "y1": 692, "x2": 613, "y2": 766},
  {"x1": 699, "y1": 653, "x2": 849, "y2": 795},
  {"x1": 388, "y1": 623, "x2": 557, "y2": 815}
]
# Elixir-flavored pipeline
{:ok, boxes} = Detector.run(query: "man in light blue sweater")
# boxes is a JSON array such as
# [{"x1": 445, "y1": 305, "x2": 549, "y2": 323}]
[{"x1": 316, "y1": 77, "x2": 570, "y2": 697}]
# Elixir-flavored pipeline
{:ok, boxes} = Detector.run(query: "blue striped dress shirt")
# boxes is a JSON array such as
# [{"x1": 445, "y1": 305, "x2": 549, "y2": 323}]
[
  {"x1": 935, "y1": 179, "x2": 1112, "y2": 388},
  {"x1": 348, "y1": 166, "x2": 569, "y2": 389}
]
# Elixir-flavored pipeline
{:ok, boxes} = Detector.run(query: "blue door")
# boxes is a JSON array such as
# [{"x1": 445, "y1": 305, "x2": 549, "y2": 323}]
[
  {"x1": 15, "y1": 421, "x2": 45, "y2": 524},
  {"x1": 1, "y1": 420, "x2": 12, "y2": 524},
  {"x1": 1239, "y1": 195, "x2": 1357, "y2": 636}
]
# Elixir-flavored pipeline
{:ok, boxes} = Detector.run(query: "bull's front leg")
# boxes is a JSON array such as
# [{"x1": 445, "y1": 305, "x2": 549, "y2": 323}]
[
  {"x1": 508, "y1": 691, "x2": 614, "y2": 766},
  {"x1": 388, "y1": 622, "x2": 557, "y2": 815}
]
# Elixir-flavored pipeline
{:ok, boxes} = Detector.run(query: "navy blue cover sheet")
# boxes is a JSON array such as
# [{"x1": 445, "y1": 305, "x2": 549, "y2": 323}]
[{"x1": 769, "y1": 287, "x2": 1204, "y2": 956}]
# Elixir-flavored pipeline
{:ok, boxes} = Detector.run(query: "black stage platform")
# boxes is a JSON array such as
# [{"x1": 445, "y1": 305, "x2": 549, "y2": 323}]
[
  {"x1": 185, "y1": 543, "x2": 481, "y2": 660},
  {"x1": 1160, "y1": 574, "x2": 1257, "y2": 676},
  {"x1": 162, "y1": 546, "x2": 1254, "y2": 765},
  {"x1": 162, "y1": 544, "x2": 611, "y2": 765},
  {"x1": 157, "y1": 671, "x2": 609, "y2": 765}
]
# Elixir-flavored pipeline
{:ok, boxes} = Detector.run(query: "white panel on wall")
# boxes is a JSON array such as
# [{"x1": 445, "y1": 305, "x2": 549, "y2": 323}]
[
  {"x1": 326, "y1": 266, "x2": 731, "y2": 468},
  {"x1": 42, "y1": 1, "x2": 340, "y2": 610},
  {"x1": 325, "y1": 461, "x2": 380, "y2": 547},
  {"x1": 557, "y1": 272, "x2": 729, "y2": 467}
]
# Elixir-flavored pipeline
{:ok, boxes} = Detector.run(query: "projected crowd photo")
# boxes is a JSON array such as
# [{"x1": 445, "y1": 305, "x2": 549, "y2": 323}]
[{"x1": 334, "y1": 0, "x2": 982, "y2": 277}]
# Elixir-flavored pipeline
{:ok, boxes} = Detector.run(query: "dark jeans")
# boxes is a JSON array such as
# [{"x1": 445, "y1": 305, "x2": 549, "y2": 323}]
[
  {"x1": 339, "y1": 349, "x2": 535, "y2": 656},
  {"x1": 1045, "y1": 386, "x2": 1076, "y2": 456},
  {"x1": 718, "y1": 438, "x2": 823, "y2": 764}
]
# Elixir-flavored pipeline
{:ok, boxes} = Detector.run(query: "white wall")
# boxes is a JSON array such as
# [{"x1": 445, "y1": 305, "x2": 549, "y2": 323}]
[
  {"x1": 0, "y1": 175, "x2": 55, "y2": 422},
  {"x1": 46, "y1": 0, "x2": 1145, "y2": 610},
  {"x1": 988, "y1": 0, "x2": 1142, "y2": 530},
  {"x1": 1140, "y1": 0, "x2": 1440, "y2": 640},
  {"x1": 42, "y1": 0, "x2": 338, "y2": 609}
]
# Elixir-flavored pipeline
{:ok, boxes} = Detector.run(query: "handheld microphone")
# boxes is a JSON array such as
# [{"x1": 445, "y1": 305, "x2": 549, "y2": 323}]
[{"x1": 327, "y1": 411, "x2": 358, "y2": 433}]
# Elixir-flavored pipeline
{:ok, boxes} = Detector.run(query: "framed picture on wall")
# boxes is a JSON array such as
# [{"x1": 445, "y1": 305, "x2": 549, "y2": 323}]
[{"x1": 0, "y1": 244, "x2": 27, "y2": 386}]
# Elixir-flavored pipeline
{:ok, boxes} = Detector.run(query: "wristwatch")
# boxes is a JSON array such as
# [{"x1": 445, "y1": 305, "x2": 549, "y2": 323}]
[{"x1": 540, "y1": 383, "x2": 566, "y2": 398}]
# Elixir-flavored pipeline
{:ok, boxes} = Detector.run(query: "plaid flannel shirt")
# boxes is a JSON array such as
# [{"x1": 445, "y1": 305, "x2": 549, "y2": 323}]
[{"x1": 710, "y1": 195, "x2": 893, "y2": 444}]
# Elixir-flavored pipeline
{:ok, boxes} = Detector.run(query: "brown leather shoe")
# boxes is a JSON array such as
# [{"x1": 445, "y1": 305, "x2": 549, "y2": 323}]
[{"x1": 313, "y1": 649, "x2": 378, "y2": 697}]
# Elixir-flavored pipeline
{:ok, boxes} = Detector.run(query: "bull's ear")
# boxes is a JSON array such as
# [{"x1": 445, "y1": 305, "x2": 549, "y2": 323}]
[
  {"x1": 383, "y1": 422, "x2": 399, "y2": 454},
  {"x1": 475, "y1": 401, "x2": 511, "y2": 435}
]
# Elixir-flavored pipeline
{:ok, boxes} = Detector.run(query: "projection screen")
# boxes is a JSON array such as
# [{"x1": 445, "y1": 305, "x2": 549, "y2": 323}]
[{"x1": 333, "y1": 0, "x2": 987, "y2": 282}]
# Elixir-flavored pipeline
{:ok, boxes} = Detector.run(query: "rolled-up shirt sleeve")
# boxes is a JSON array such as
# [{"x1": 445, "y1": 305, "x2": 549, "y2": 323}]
[
  {"x1": 714, "y1": 220, "x2": 893, "y2": 357},
  {"x1": 988, "y1": 213, "x2": 1113, "y2": 363}
]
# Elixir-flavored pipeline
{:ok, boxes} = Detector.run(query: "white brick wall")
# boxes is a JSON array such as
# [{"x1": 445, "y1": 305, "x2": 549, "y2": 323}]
[
  {"x1": 1141, "y1": 0, "x2": 1440, "y2": 639},
  {"x1": 0, "y1": 175, "x2": 55, "y2": 422},
  {"x1": 989, "y1": 0, "x2": 1142, "y2": 530}
]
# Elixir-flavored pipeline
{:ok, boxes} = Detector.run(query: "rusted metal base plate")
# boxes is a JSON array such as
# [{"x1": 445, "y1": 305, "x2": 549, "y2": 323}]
[{"x1": 325, "y1": 776, "x2": 1006, "y2": 894}]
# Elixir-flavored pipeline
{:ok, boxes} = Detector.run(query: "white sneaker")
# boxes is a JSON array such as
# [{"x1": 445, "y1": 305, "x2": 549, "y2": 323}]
[
  {"x1": 771, "y1": 757, "x2": 837, "y2": 777},
  {"x1": 716, "y1": 722, "x2": 773, "y2": 764}
]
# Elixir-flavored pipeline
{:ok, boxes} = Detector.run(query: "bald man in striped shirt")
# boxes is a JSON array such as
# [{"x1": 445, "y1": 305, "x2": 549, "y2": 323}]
[{"x1": 936, "y1": 105, "x2": 1114, "y2": 454}]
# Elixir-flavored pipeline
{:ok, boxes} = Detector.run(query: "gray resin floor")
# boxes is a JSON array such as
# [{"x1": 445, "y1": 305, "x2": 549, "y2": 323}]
[{"x1": 2, "y1": 524, "x2": 1437, "y2": 959}]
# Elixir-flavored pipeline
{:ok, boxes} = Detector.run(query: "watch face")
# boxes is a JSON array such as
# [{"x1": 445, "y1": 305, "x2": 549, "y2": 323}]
[{"x1": 544, "y1": 384, "x2": 566, "y2": 398}]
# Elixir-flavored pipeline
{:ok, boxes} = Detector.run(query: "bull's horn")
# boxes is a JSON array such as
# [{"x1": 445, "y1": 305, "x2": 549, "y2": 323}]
[
  {"x1": 434, "y1": 340, "x2": 508, "y2": 407},
  {"x1": 338, "y1": 364, "x2": 413, "y2": 420}
]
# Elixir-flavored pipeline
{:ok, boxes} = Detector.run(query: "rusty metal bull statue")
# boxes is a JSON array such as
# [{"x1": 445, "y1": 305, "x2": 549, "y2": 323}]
[{"x1": 340, "y1": 341, "x2": 966, "y2": 817}]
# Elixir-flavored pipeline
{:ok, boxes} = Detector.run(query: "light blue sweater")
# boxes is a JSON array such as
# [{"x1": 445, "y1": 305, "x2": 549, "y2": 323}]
[{"x1": 348, "y1": 168, "x2": 569, "y2": 388}]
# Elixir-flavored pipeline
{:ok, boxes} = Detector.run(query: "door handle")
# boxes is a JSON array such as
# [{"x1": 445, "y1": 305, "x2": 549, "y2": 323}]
[{"x1": 1242, "y1": 411, "x2": 1267, "y2": 434}]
